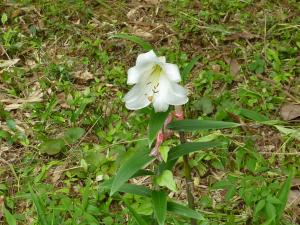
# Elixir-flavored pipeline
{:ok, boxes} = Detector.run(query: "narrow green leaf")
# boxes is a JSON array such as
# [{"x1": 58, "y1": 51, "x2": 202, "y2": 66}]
[
  {"x1": 167, "y1": 202, "x2": 204, "y2": 220},
  {"x1": 109, "y1": 33, "x2": 153, "y2": 51},
  {"x1": 3, "y1": 207, "x2": 16, "y2": 225},
  {"x1": 167, "y1": 119, "x2": 240, "y2": 131},
  {"x1": 182, "y1": 56, "x2": 200, "y2": 83},
  {"x1": 110, "y1": 145, "x2": 154, "y2": 195},
  {"x1": 39, "y1": 139, "x2": 65, "y2": 155},
  {"x1": 239, "y1": 108, "x2": 269, "y2": 122},
  {"x1": 168, "y1": 140, "x2": 226, "y2": 161},
  {"x1": 63, "y1": 127, "x2": 85, "y2": 144},
  {"x1": 276, "y1": 168, "x2": 295, "y2": 220},
  {"x1": 158, "y1": 159, "x2": 177, "y2": 174},
  {"x1": 99, "y1": 179, "x2": 152, "y2": 197},
  {"x1": 132, "y1": 169, "x2": 155, "y2": 178},
  {"x1": 149, "y1": 111, "x2": 169, "y2": 145},
  {"x1": 120, "y1": 184, "x2": 152, "y2": 197},
  {"x1": 28, "y1": 185, "x2": 49, "y2": 225},
  {"x1": 152, "y1": 191, "x2": 167, "y2": 225},
  {"x1": 123, "y1": 199, "x2": 148, "y2": 225}
]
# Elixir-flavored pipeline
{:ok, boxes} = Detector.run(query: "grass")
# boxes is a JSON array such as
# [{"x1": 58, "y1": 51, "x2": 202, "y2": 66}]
[{"x1": 0, "y1": 0, "x2": 299, "y2": 224}]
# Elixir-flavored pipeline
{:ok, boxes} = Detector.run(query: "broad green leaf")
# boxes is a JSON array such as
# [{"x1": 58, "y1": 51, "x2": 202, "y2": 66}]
[
  {"x1": 239, "y1": 108, "x2": 269, "y2": 122},
  {"x1": 110, "y1": 145, "x2": 154, "y2": 195},
  {"x1": 167, "y1": 119, "x2": 240, "y2": 131},
  {"x1": 123, "y1": 199, "x2": 148, "y2": 225},
  {"x1": 28, "y1": 185, "x2": 49, "y2": 225},
  {"x1": 155, "y1": 170, "x2": 177, "y2": 192},
  {"x1": 194, "y1": 97, "x2": 214, "y2": 115},
  {"x1": 39, "y1": 139, "x2": 65, "y2": 155},
  {"x1": 254, "y1": 199, "x2": 266, "y2": 217},
  {"x1": 167, "y1": 202, "x2": 204, "y2": 220},
  {"x1": 276, "y1": 168, "x2": 295, "y2": 221},
  {"x1": 3, "y1": 207, "x2": 16, "y2": 225},
  {"x1": 152, "y1": 191, "x2": 167, "y2": 225},
  {"x1": 63, "y1": 127, "x2": 85, "y2": 144},
  {"x1": 159, "y1": 146, "x2": 170, "y2": 162},
  {"x1": 168, "y1": 140, "x2": 226, "y2": 161},
  {"x1": 1, "y1": 13, "x2": 8, "y2": 25},
  {"x1": 148, "y1": 111, "x2": 169, "y2": 145},
  {"x1": 266, "y1": 196, "x2": 281, "y2": 205},
  {"x1": 265, "y1": 203, "x2": 276, "y2": 222},
  {"x1": 109, "y1": 33, "x2": 152, "y2": 51},
  {"x1": 182, "y1": 56, "x2": 200, "y2": 83}
]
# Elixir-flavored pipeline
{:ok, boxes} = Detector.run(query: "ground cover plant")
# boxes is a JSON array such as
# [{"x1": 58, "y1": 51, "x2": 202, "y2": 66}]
[{"x1": 0, "y1": 0, "x2": 299, "y2": 224}]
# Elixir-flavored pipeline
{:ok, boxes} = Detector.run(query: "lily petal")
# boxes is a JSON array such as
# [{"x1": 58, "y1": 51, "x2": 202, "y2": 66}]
[
  {"x1": 127, "y1": 65, "x2": 152, "y2": 85},
  {"x1": 136, "y1": 50, "x2": 158, "y2": 66},
  {"x1": 165, "y1": 82, "x2": 188, "y2": 105},
  {"x1": 124, "y1": 85, "x2": 151, "y2": 110},
  {"x1": 163, "y1": 63, "x2": 181, "y2": 82}
]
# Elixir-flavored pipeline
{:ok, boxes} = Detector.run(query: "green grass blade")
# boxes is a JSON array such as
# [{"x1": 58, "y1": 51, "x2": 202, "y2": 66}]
[
  {"x1": 152, "y1": 190, "x2": 167, "y2": 225},
  {"x1": 276, "y1": 168, "x2": 295, "y2": 221},
  {"x1": 3, "y1": 207, "x2": 16, "y2": 225},
  {"x1": 110, "y1": 145, "x2": 154, "y2": 195},
  {"x1": 28, "y1": 185, "x2": 49, "y2": 225},
  {"x1": 109, "y1": 33, "x2": 153, "y2": 51},
  {"x1": 168, "y1": 140, "x2": 226, "y2": 161},
  {"x1": 181, "y1": 56, "x2": 200, "y2": 83},
  {"x1": 123, "y1": 199, "x2": 148, "y2": 225},
  {"x1": 149, "y1": 111, "x2": 169, "y2": 145},
  {"x1": 167, "y1": 202, "x2": 204, "y2": 220},
  {"x1": 167, "y1": 119, "x2": 240, "y2": 131}
]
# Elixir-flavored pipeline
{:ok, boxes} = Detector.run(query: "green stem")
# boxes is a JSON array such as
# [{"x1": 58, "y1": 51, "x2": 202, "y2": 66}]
[{"x1": 180, "y1": 131, "x2": 197, "y2": 225}]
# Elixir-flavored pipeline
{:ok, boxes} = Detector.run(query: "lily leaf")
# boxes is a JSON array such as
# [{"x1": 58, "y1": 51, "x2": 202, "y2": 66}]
[
  {"x1": 109, "y1": 33, "x2": 152, "y2": 51},
  {"x1": 168, "y1": 119, "x2": 240, "y2": 131},
  {"x1": 152, "y1": 190, "x2": 167, "y2": 225},
  {"x1": 110, "y1": 144, "x2": 154, "y2": 195},
  {"x1": 168, "y1": 140, "x2": 226, "y2": 161},
  {"x1": 167, "y1": 202, "x2": 204, "y2": 220}
]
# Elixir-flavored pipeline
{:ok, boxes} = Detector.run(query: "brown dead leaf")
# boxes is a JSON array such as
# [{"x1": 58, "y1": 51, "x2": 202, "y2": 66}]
[
  {"x1": 280, "y1": 103, "x2": 300, "y2": 121},
  {"x1": 0, "y1": 58, "x2": 20, "y2": 68},
  {"x1": 1, "y1": 83, "x2": 43, "y2": 111},
  {"x1": 144, "y1": 0, "x2": 160, "y2": 4},
  {"x1": 211, "y1": 64, "x2": 221, "y2": 73},
  {"x1": 73, "y1": 70, "x2": 94, "y2": 83},
  {"x1": 50, "y1": 165, "x2": 66, "y2": 184},
  {"x1": 133, "y1": 28, "x2": 154, "y2": 41},
  {"x1": 287, "y1": 190, "x2": 300, "y2": 208},
  {"x1": 224, "y1": 56, "x2": 240, "y2": 76},
  {"x1": 126, "y1": 5, "x2": 144, "y2": 21},
  {"x1": 225, "y1": 31, "x2": 259, "y2": 41}
]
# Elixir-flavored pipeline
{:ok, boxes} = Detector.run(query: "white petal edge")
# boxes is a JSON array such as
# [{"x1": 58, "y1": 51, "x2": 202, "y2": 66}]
[
  {"x1": 162, "y1": 63, "x2": 181, "y2": 82},
  {"x1": 127, "y1": 65, "x2": 152, "y2": 85},
  {"x1": 165, "y1": 82, "x2": 188, "y2": 105},
  {"x1": 136, "y1": 50, "x2": 158, "y2": 66}
]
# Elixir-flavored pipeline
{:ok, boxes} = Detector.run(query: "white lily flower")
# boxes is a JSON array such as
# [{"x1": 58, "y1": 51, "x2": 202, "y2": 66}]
[{"x1": 124, "y1": 50, "x2": 188, "y2": 112}]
